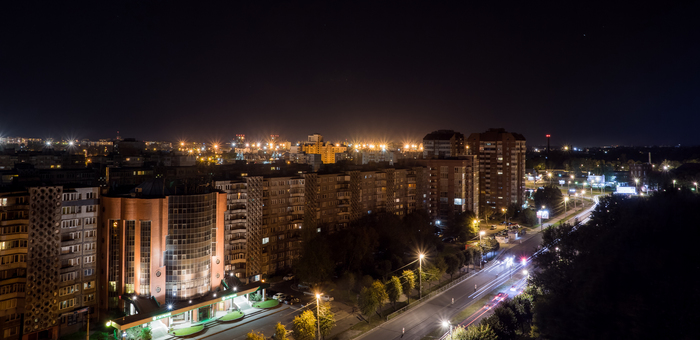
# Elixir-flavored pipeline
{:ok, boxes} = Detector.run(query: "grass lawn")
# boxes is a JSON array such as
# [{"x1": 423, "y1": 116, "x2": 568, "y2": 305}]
[
  {"x1": 220, "y1": 311, "x2": 245, "y2": 321},
  {"x1": 253, "y1": 299, "x2": 279, "y2": 308},
  {"x1": 171, "y1": 325, "x2": 204, "y2": 337}
]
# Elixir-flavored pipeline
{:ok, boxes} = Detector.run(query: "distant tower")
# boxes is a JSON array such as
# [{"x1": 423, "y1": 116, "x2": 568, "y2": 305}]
[{"x1": 546, "y1": 134, "x2": 551, "y2": 153}]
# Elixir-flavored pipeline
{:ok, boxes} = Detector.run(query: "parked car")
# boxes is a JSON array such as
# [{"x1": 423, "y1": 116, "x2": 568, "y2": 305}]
[
  {"x1": 321, "y1": 295, "x2": 334, "y2": 302},
  {"x1": 490, "y1": 225, "x2": 497, "y2": 230},
  {"x1": 283, "y1": 273, "x2": 295, "y2": 281},
  {"x1": 273, "y1": 293, "x2": 287, "y2": 301},
  {"x1": 297, "y1": 282, "x2": 311, "y2": 290},
  {"x1": 442, "y1": 236, "x2": 455, "y2": 243},
  {"x1": 284, "y1": 295, "x2": 300, "y2": 305}
]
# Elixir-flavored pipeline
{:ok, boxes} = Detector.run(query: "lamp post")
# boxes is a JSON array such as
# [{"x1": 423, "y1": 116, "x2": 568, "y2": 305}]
[
  {"x1": 673, "y1": 179, "x2": 677, "y2": 188},
  {"x1": 479, "y1": 231, "x2": 485, "y2": 269},
  {"x1": 635, "y1": 178, "x2": 639, "y2": 194},
  {"x1": 574, "y1": 193, "x2": 578, "y2": 210},
  {"x1": 694, "y1": 182, "x2": 698, "y2": 192},
  {"x1": 502, "y1": 208, "x2": 507, "y2": 223},
  {"x1": 564, "y1": 197, "x2": 568, "y2": 213},
  {"x1": 315, "y1": 293, "x2": 321, "y2": 340},
  {"x1": 418, "y1": 253, "x2": 424, "y2": 299},
  {"x1": 548, "y1": 172, "x2": 552, "y2": 185},
  {"x1": 442, "y1": 321, "x2": 453, "y2": 340}
]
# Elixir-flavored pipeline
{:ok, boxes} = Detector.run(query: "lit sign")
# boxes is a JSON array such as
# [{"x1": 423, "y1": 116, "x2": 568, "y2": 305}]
[
  {"x1": 616, "y1": 187, "x2": 636, "y2": 195},
  {"x1": 152, "y1": 313, "x2": 171, "y2": 321},
  {"x1": 221, "y1": 294, "x2": 238, "y2": 301},
  {"x1": 536, "y1": 210, "x2": 549, "y2": 219}
]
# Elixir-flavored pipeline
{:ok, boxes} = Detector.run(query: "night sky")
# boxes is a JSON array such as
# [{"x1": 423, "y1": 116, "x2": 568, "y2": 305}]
[{"x1": 1, "y1": 1, "x2": 699, "y2": 146}]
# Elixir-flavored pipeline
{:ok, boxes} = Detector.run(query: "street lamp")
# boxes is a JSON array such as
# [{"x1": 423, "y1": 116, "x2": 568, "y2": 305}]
[
  {"x1": 479, "y1": 231, "x2": 486, "y2": 269},
  {"x1": 635, "y1": 178, "x2": 639, "y2": 194},
  {"x1": 501, "y1": 208, "x2": 507, "y2": 223},
  {"x1": 673, "y1": 179, "x2": 677, "y2": 188},
  {"x1": 315, "y1": 293, "x2": 321, "y2": 340},
  {"x1": 694, "y1": 182, "x2": 698, "y2": 192},
  {"x1": 564, "y1": 197, "x2": 568, "y2": 213},
  {"x1": 442, "y1": 321, "x2": 453, "y2": 340},
  {"x1": 419, "y1": 253, "x2": 425, "y2": 299},
  {"x1": 547, "y1": 172, "x2": 552, "y2": 185}
]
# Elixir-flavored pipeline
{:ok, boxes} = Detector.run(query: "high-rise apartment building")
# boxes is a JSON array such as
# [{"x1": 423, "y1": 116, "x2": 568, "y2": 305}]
[
  {"x1": 422, "y1": 130, "x2": 466, "y2": 159},
  {"x1": 422, "y1": 157, "x2": 479, "y2": 225},
  {"x1": 0, "y1": 186, "x2": 99, "y2": 340},
  {"x1": 467, "y1": 128, "x2": 526, "y2": 217}
]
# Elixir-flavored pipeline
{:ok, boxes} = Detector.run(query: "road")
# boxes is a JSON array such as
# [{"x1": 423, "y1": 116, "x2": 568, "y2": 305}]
[
  {"x1": 360, "y1": 197, "x2": 599, "y2": 340},
  {"x1": 358, "y1": 233, "x2": 543, "y2": 340}
]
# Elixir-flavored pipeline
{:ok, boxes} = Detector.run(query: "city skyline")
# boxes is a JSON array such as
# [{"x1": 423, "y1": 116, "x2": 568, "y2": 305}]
[{"x1": 1, "y1": 2, "x2": 699, "y2": 146}]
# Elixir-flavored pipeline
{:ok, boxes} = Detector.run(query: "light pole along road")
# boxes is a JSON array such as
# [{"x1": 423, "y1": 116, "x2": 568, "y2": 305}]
[{"x1": 357, "y1": 198, "x2": 599, "y2": 340}]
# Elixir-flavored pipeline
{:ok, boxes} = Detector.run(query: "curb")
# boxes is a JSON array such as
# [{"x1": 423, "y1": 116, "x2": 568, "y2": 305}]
[{"x1": 193, "y1": 306, "x2": 290, "y2": 340}]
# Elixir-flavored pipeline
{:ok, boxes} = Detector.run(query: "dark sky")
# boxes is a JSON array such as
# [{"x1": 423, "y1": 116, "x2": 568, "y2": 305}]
[{"x1": 1, "y1": 1, "x2": 699, "y2": 146}]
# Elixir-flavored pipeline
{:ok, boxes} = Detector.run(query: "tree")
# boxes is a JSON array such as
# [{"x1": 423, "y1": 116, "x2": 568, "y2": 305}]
[
  {"x1": 360, "y1": 275, "x2": 373, "y2": 288},
  {"x1": 317, "y1": 302, "x2": 336, "y2": 339},
  {"x1": 273, "y1": 322, "x2": 288, "y2": 340},
  {"x1": 370, "y1": 280, "x2": 388, "y2": 316},
  {"x1": 422, "y1": 265, "x2": 442, "y2": 288},
  {"x1": 358, "y1": 286, "x2": 378, "y2": 322},
  {"x1": 481, "y1": 208, "x2": 495, "y2": 222},
  {"x1": 292, "y1": 310, "x2": 316, "y2": 340},
  {"x1": 446, "y1": 211, "x2": 477, "y2": 241},
  {"x1": 533, "y1": 185, "x2": 563, "y2": 214},
  {"x1": 444, "y1": 255, "x2": 460, "y2": 279},
  {"x1": 400, "y1": 270, "x2": 416, "y2": 302},
  {"x1": 385, "y1": 276, "x2": 403, "y2": 308},
  {"x1": 520, "y1": 208, "x2": 537, "y2": 226},
  {"x1": 530, "y1": 193, "x2": 700, "y2": 340},
  {"x1": 295, "y1": 235, "x2": 334, "y2": 283},
  {"x1": 140, "y1": 327, "x2": 152, "y2": 340},
  {"x1": 358, "y1": 280, "x2": 388, "y2": 321},
  {"x1": 338, "y1": 271, "x2": 356, "y2": 292},
  {"x1": 454, "y1": 324, "x2": 497, "y2": 340},
  {"x1": 246, "y1": 330, "x2": 266, "y2": 340}
]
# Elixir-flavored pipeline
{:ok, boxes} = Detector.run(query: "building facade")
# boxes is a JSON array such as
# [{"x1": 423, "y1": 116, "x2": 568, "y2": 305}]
[
  {"x1": 422, "y1": 157, "x2": 479, "y2": 226},
  {"x1": 467, "y1": 128, "x2": 526, "y2": 217},
  {"x1": 0, "y1": 186, "x2": 100, "y2": 340},
  {"x1": 422, "y1": 130, "x2": 466, "y2": 159},
  {"x1": 214, "y1": 167, "x2": 429, "y2": 280},
  {"x1": 98, "y1": 188, "x2": 226, "y2": 317}
]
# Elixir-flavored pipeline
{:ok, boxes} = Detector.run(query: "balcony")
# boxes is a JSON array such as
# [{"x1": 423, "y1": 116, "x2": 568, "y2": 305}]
[{"x1": 229, "y1": 237, "x2": 246, "y2": 244}]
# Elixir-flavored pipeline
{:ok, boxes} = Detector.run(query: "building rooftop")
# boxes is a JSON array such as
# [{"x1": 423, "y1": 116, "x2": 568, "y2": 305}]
[{"x1": 423, "y1": 130, "x2": 464, "y2": 141}]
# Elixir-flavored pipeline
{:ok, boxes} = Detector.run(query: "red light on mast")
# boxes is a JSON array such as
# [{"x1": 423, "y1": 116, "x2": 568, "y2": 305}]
[{"x1": 546, "y1": 134, "x2": 551, "y2": 138}]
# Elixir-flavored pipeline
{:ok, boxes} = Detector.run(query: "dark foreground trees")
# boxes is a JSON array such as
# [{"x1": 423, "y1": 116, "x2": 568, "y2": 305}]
[{"x1": 530, "y1": 192, "x2": 698, "y2": 340}]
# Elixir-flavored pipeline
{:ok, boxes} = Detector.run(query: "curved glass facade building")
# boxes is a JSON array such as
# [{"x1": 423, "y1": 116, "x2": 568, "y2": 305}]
[{"x1": 165, "y1": 194, "x2": 217, "y2": 300}]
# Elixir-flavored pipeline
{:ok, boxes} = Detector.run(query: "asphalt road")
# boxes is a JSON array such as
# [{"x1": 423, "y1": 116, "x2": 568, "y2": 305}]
[
  {"x1": 360, "y1": 198, "x2": 599, "y2": 340},
  {"x1": 358, "y1": 232, "x2": 543, "y2": 340}
]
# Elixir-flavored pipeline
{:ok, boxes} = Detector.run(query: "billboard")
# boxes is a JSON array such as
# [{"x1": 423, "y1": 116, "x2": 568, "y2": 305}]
[
  {"x1": 615, "y1": 186, "x2": 637, "y2": 195},
  {"x1": 536, "y1": 210, "x2": 550, "y2": 219}
]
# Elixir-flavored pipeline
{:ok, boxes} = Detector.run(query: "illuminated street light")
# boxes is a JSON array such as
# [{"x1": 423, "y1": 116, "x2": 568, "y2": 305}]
[
  {"x1": 419, "y1": 253, "x2": 425, "y2": 299},
  {"x1": 315, "y1": 293, "x2": 322, "y2": 340},
  {"x1": 442, "y1": 321, "x2": 453, "y2": 340},
  {"x1": 479, "y1": 231, "x2": 485, "y2": 268}
]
